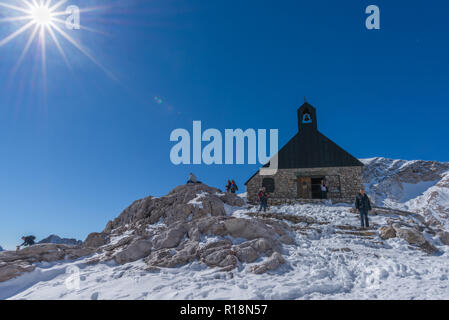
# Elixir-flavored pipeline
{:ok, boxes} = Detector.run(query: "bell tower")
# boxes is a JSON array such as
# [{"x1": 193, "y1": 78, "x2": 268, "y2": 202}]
[{"x1": 297, "y1": 102, "x2": 317, "y2": 132}]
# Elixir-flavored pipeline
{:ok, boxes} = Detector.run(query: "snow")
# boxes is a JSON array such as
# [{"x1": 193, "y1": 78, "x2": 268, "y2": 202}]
[
  {"x1": 188, "y1": 192, "x2": 208, "y2": 208},
  {"x1": 2, "y1": 202, "x2": 449, "y2": 300}
]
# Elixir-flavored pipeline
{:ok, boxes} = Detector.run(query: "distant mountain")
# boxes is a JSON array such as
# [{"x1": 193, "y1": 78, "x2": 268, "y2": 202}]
[
  {"x1": 362, "y1": 157, "x2": 449, "y2": 229},
  {"x1": 0, "y1": 246, "x2": 3, "y2": 252},
  {"x1": 38, "y1": 235, "x2": 82, "y2": 246}
]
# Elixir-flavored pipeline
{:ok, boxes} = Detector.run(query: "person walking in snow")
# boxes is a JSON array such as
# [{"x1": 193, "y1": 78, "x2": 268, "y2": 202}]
[
  {"x1": 230, "y1": 180, "x2": 238, "y2": 194},
  {"x1": 355, "y1": 188, "x2": 372, "y2": 229},
  {"x1": 258, "y1": 187, "x2": 269, "y2": 212},
  {"x1": 321, "y1": 180, "x2": 328, "y2": 199},
  {"x1": 225, "y1": 180, "x2": 232, "y2": 192},
  {"x1": 17, "y1": 235, "x2": 35, "y2": 250}
]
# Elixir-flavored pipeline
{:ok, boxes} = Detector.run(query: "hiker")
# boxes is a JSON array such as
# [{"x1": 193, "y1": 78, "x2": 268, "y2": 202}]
[
  {"x1": 225, "y1": 180, "x2": 232, "y2": 192},
  {"x1": 355, "y1": 188, "x2": 372, "y2": 229},
  {"x1": 230, "y1": 180, "x2": 238, "y2": 194},
  {"x1": 187, "y1": 173, "x2": 197, "y2": 184},
  {"x1": 17, "y1": 235, "x2": 35, "y2": 250},
  {"x1": 258, "y1": 187, "x2": 269, "y2": 212},
  {"x1": 321, "y1": 180, "x2": 328, "y2": 199}
]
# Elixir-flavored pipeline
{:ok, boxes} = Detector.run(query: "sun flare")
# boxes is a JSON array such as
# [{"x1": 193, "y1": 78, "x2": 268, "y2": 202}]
[
  {"x1": 0, "y1": 0, "x2": 113, "y2": 83},
  {"x1": 31, "y1": 4, "x2": 54, "y2": 26}
]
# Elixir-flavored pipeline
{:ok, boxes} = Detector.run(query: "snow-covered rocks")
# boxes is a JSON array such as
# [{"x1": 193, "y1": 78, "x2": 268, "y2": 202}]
[
  {"x1": 0, "y1": 244, "x2": 92, "y2": 282},
  {"x1": 362, "y1": 157, "x2": 449, "y2": 229},
  {"x1": 393, "y1": 226, "x2": 426, "y2": 246},
  {"x1": 79, "y1": 184, "x2": 292, "y2": 274}
]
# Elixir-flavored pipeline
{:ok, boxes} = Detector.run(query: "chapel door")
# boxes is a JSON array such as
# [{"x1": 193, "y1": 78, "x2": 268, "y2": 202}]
[{"x1": 297, "y1": 177, "x2": 311, "y2": 199}]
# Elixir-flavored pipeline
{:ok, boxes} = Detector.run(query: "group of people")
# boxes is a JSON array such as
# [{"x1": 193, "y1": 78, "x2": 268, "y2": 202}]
[
  {"x1": 15, "y1": 180, "x2": 372, "y2": 252},
  {"x1": 254, "y1": 182, "x2": 372, "y2": 230},
  {"x1": 225, "y1": 180, "x2": 238, "y2": 193}
]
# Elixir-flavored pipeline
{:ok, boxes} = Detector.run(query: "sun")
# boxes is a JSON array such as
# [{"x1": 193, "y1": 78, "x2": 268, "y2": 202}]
[
  {"x1": 0, "y1": 0, "x2": 113, "y2": 82},
  {"x1": 30, "y1": 3, "x2": 54, "y2": 26}
]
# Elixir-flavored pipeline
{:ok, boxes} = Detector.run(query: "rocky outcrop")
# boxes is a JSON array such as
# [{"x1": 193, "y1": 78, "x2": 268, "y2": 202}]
[
  {"x1": 379, "y1": 226, "x2": 396, "y2": 240},
  {"x1": 0, "y1": 184, "x2": 290, "y2": 283},
  {"x1": 38, "y1": 234, "x2": 82, "y2": 246},
  {"x1": 90, "y1": 184, "x2": 292, "y2": 273},
  {"x1": 84, "y1": 232, "x2": 109, "y2": 248},
  {"x1": 0, "y1": 244, "x2": 92, "y2": 282},
  {"x1": 394, "y1": 226, "x2": 426, "y2": 245},
  {"x1": 438, "y1": 231, "x2": 449, "y2": 246},
  {"x1": 362, "y1": 157, "x2": 449, "y2": 229}
]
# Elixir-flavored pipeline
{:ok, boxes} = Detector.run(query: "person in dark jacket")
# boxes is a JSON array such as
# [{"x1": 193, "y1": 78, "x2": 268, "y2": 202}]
[
  {"x1": 355, "y1": 188, "x2": 372, "y2": 229},
  {"x1": 320, "y1": 180, "x2": 328, "y2": 200},
  {"x1": 225, "y1": 180, "x2": 232, "y2": 192},
  {"x1": 230, "y1": 180, "x2": 238, "y2": 194},
  {"x1": 258, "y1": 187, "x2": 269, "y2": 212},
  {"x1": 19, "y1": 236, "x2": 35, "y2": 248}
]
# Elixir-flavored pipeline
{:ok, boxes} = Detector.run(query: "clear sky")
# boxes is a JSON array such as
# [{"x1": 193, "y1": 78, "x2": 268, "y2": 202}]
[{"x1": 0, "y1": 0, "x2": 448, "y2": 249}]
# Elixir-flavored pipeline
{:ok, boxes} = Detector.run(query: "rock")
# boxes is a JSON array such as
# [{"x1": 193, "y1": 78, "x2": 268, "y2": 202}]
[
  {"x1": 152, "y1": 224, "x2": 186, "y2": 250},
  {"x1": 251, "y1": 252, "x2": 285, "y2": 274},
  {"x1": 419, "y1": 241, "x2": 440, "y2": 255},
  {"x1": 223, "y1": 218, "x2": 278, "y2": 240},
  {"x1": 84, "y1": 232, "x2": 109, "y2": 248},
  {"x1": 0, "y1": 244, "x2": 92, "y2": 282},
  {"x1": 235, "y1": 246, "x2": 259, "y2": 263},
  {"x1": 379, "y1": 226, "x2": 396, "y2": 240},
  {"x1": 199, "y1": 240, "x2": 237, "y2": 269},
  {"x1": 395, "y1": 227, "x2": 426, "y2": 245},
  {"x1": 438, "y1": 231, "x2": 449, "y2": 245},
  {"x1": 0, "y1": 261, "x2": 35, "y2": 282},
  {"x1": 114, "y1": 239, "x2": 152, "y2": 264}
]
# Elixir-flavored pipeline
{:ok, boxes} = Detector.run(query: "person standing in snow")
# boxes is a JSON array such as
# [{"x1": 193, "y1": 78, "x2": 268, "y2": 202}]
[
  {"x1": 355, "y1": 188, "x2": 372, "y2": 229},
  {"x1": 258, "y1": 187, "x2": 269, "y2": 212},
  {"x1": 321, "y1": 180, "x2": 328, "y2": 199},
  {"x1": 230, "y1": 180, "x2": 238, "y2": 194},
  {"x1": 225, "y1": 180, "x2": 232, "y2": 192}
]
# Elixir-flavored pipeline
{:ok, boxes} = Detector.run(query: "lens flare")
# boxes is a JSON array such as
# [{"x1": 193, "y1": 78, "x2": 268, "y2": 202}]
[{"x1": 0, "y1": 0, "x2": 114, "y2": 84}]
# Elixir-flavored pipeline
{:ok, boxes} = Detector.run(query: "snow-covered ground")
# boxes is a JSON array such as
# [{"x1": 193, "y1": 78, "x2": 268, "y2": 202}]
[{"x1": 2, "y1": 202, "x2": 449, "y2": 300}]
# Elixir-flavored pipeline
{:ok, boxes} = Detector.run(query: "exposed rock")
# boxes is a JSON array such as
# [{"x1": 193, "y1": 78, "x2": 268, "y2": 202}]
[
  {"x1": 379, "y1": 226, "x2": 396, "y2": 240},
  {"x1": 114, "y1": 239, "x2": 152, "y2": 264},
  {"x1": 419, "y1": 241, "x2": 440, "y2": 255},
  {"x1": 0, "y1": 244, "x2": 92, "y2": 282},
  {"x1": 0, "y1": 261, "x2": 36, "y2": 283},
  {"x1": 395, "y1": 227, "x2": 426, "y2": 246},
  {"x1": 438, "y1": 231, "x2": 449, "y2": 246},
  {"x1": 251, "y1": 252, "x2": 285, "y2": 274},
  {"x1": 84, "y1": 232, "x2": 109, "y2": 248}
]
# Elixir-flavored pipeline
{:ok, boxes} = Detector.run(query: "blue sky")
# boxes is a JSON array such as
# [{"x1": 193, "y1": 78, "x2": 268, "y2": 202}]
[{"x1": 0, "y1": 0, "x2": 448, "y2": 249}]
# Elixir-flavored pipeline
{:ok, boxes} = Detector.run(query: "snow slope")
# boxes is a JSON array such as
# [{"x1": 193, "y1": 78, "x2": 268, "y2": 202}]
[
  {"x1": 2, "y1": 202, "x2": 449, "y2": 300},
  {"x1": 362, "y1": 157, "x2": 449, "y2": 229}
]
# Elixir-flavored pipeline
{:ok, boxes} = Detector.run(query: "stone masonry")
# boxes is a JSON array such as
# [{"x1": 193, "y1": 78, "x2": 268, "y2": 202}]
[{"x1": 246, "y1": 166, "x2": 363, "y2": 205}]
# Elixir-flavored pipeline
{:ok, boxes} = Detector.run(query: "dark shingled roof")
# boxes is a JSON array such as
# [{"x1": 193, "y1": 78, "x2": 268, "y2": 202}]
[{"x1": 245, "y1": 102, "x2": 363, "y2": 185}]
